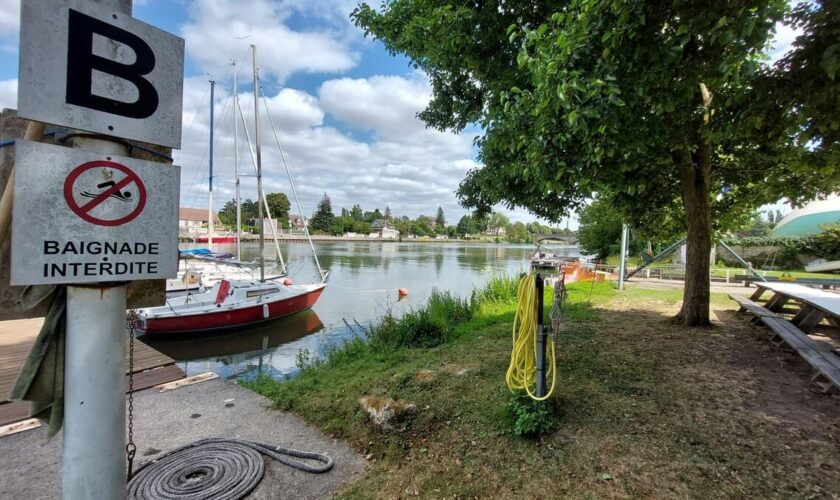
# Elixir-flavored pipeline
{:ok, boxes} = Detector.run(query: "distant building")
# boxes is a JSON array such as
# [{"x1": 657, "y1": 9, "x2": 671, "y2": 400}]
[
  {"x1": 370, "y1": 219, "x2": 400, "y2": 239},
  {"x1": 288, "y1": 214, "x2": 308, "y2": 230},
  {"x1": 485, "y1": 226, "x2": 507, "y2": 236},
  {"x1": 179, "y1": 207, "x2": 220, "y2": 236}
]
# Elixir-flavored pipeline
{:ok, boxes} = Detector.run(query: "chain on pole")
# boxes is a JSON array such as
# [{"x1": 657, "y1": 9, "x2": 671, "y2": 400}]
[{"x1": 125, "y1": 309, "x2": 138, "y2": 480}]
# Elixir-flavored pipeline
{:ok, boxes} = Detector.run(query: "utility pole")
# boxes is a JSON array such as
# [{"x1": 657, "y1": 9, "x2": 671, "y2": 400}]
[{"x1": 618, "y1": 223, "x2": 629, "y2": 290}]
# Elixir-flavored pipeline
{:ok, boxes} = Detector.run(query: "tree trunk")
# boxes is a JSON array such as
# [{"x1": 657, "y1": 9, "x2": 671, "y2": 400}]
[{"x1": 674, "y1": 151, "x2": 712, "y2": 326}]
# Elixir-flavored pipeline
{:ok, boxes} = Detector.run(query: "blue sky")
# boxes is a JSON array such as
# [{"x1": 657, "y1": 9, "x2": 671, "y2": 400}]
[{"x1": 0, "y1": 0, "x2": 800, "y2": 227}]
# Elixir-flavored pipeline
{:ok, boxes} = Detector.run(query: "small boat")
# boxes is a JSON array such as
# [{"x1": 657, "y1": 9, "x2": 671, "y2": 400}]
[
  {"x1": 530, "y1": 237, "x2": 575, "y2": 270},
  {"x1": 804, "y1": 259, "x2": 840, "y2": 273},
  {"x1": 137, "y1": 279, "x2": 325, "y2": 334}
]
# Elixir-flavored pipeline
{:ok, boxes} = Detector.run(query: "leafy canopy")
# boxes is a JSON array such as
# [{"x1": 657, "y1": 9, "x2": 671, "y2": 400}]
[{"x1": 353, "y1": 0, "x2": 840, "y2": 228}]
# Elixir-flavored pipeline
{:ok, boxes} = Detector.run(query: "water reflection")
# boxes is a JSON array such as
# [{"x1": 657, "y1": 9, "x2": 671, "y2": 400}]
[{"x1": 140, "y1": 242, "x2": 579, "y2": 383}]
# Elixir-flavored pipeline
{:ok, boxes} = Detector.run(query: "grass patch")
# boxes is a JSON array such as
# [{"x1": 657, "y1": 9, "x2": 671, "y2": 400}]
[{"x1": 243, "y1": 280, "x2": 840, "y2": 498}]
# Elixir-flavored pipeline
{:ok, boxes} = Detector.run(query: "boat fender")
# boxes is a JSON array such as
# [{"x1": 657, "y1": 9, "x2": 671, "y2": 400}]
[
  {"x1": 283, "y1": 278, "x2": 293, "y2": 285},
  {"x1": 262, "y1": 304, "x2": 270, "y2": 319}
]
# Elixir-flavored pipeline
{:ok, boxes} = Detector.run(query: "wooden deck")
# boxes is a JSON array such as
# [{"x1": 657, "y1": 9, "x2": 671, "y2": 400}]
[{"x1": 0, "y1": 317, "x2": 185, "y2": 426}]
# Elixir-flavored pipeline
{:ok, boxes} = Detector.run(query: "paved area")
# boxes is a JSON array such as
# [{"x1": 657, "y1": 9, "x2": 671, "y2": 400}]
[{"x1": 0, "y1": 377, "x2": 366, "y2": 499}]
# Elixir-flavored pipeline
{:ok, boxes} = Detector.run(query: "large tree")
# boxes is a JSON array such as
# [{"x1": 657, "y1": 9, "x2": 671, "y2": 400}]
[
  {"x1": 435, "y1": 206, "x2": 446, "y2": 231},
  {"x1": 310, "y1": 193, "x2": 335, "y2": 234},
  {"x1": 354, "y1": 0, "x2": 840, "y2": 325},
  {"x1": 264, "y1": 192, "x2": 291, "y2": 224}
]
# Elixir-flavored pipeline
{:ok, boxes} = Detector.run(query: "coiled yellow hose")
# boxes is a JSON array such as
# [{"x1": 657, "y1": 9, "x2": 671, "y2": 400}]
[{"x1": 506, "y1": 273, "x2": 556, "y2": 400}]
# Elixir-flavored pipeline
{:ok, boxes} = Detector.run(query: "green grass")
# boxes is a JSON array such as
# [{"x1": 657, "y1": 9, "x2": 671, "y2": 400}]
[{"x1": 242, "y1": 280, "x2": 839, "y2": 498}]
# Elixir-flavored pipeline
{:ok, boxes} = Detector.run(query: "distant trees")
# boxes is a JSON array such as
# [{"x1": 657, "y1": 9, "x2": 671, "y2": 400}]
[
  {"x1": 310, "y1": 193, "x2": 335, "y2": 234},
  {"x1": 577, "y1": 197, "x2": 624, "y2": 261},
  {"x1": 218, "y1": 198, "x2": 260, "y2": 229},
  {"x1": 435, "y1": 206, "x2": 446, "y2": 231},
  {"x1": 265, "y1": 192, "x2": 291, "y2": 225}
]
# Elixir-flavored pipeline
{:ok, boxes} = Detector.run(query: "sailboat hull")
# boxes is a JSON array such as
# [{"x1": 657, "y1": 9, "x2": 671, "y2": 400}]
[{"x1": 138, "y1": 285, "x2": 325, "y2": 335}]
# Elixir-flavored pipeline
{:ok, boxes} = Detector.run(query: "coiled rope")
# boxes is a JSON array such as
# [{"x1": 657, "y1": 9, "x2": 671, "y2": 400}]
[
  {"x1": 506, "y1": 273, "x2": 557, "y2": 401},
  {"x1": 127, "y1": 438, "x2": 334, "y2": 500}
]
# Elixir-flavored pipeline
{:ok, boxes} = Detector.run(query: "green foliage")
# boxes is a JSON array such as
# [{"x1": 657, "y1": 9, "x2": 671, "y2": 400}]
[
  {"x1": 577, "y1": 197, "x2": 624, "y2": 261},
  {"x1": 310, "y1": 193, "x2": 334, "y2": 234},
  {"x1": 506, "y1": 221, "x2": 530, "y2": 243},
  {"x1": 733, "y1": 212, "x2": 774, "y2": 238},
  {"x1": 353, "y1": 0, "x2": 840, "y2": 324},
  {"x1": 331, "y1": 215, "x2": 371, "y2": 235},
  {"x1": 264, "y1": 192, "x2": 291, "y2": 223},
  {"x1": 368, "y1": 289, "x2": 474, "y2": 349},
  {"x1": 811, "y1": 223, "x2": 840, "y2": 260},
  {"x1": 474, "y1": 274, "x2": 519, "y2": 305},
  {"x1": 435, "y1": 206, "x2": 446, "y2": 231},
  {"x1": 506, "y1": 393, "x2": 558, "y2": 438},
  {"x1": 721, "y1": 223, "x2": 840, "y2": 263},
  {"x1": 218, "y1": 198, "x2": 260, "y2": 228},
  {"x1": 456, "y1": 214, "x2": 481, "y2": 236}
]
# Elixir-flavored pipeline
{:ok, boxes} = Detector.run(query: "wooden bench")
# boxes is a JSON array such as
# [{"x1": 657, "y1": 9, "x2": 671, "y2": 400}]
[{"x1": 729, "y1": 294, "x2": 840, "y2": 393}]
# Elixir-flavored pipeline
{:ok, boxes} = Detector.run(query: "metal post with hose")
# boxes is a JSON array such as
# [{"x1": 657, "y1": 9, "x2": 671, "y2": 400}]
[{"x1": 506, "y1": 272, "x2": 559, "y2": 401}]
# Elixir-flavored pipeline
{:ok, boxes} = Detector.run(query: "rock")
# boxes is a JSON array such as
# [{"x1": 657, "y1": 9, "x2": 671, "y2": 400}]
[{"x1": 359, "y1": 396, "x2": 417, "y2": 430}]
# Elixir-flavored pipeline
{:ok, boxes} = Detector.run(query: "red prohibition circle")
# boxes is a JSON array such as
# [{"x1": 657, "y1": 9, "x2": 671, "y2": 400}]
[{"x1": 63, "y1": 160, "x2": 147, "y2": 227}]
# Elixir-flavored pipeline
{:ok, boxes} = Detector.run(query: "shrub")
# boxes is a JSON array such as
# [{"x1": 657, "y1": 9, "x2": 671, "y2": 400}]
[
  {"x1": 475, "y1": 274, "x2": 519, "y2": 304},
  {"x1": 368, "y1": 289, "x2": 473, "y2": 349},
  {"x1": 507, "y1": 392, "x2": 558, "y2": 437}
]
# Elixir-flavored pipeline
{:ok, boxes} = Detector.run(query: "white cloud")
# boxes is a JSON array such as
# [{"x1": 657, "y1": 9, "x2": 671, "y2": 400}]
[
  {"x1": 181, "y1": 0, "x2": 359, "y2": 82},
  {"x1": 0, "y1": 0, "x2": 19, "y2": 52},
  {"x1": 319, "y1": 76, "x2": 432, "y2": 140},
  {"x1": 173, "y1": 73, "x2": 509, "y2": 226},
  {"x1": 0, "y1": 78, "x2": 17, "y2": 110}
]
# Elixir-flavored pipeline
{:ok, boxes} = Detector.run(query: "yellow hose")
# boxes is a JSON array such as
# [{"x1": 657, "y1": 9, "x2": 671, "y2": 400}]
[{"x1": 506, "y1": 273, "x2": 556, "y2": 400}]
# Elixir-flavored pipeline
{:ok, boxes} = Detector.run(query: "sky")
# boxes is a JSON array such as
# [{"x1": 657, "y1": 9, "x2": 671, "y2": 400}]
[{"x1": 0, "y1": 0, "x2": 801, "y2": 228}]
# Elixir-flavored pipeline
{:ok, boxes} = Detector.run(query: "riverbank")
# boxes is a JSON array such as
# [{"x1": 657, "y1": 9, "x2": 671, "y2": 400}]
[{"x1": 246, "y1": 280, "x2": 840, "y2": 497}]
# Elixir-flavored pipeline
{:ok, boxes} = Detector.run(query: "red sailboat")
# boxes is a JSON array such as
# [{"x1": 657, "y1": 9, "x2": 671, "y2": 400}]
[{"x1": 138, "y1": 45, "x2": 328, "y2": 335}]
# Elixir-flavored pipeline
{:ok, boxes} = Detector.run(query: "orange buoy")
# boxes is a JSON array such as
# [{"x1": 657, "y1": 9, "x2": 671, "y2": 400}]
[
  {"x1": 283, "y1": 278, "x2": 293, "y2": 285},
  {"x1": 398, "y1": 287, "x2": 408, "y2": 297}
]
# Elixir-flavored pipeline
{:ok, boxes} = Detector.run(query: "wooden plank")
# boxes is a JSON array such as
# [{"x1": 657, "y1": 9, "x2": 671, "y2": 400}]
[
  {"x1": 1, "y1": 317, "x2": 176, "y2": 401},
  {"x1": 0, "y1": 418, "x2": 41, "y2": 438},
  {"x1": 728, "y1": 294, "x2": 782, "y2": 318},
  {"x1": 0, "y1": 365, "x2": 185, "y2": 426},
  {"x1": 0, "y1": 402, "x2": 31, "y2": 427},
  {"x1": 761, "y1": 317, "x2": 840, "y2": 391}
]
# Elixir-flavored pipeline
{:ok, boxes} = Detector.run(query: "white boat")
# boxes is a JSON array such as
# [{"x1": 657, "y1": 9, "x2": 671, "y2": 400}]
[
  {"x1": 139, "y1": 46, "x2": 328, "y2": 334},
  {"x1": 804, "y1": 259, "x2": 840, "y2": 273},
  {"x1": 138, "y1": 279, "x2": 325, "y2": 334}
]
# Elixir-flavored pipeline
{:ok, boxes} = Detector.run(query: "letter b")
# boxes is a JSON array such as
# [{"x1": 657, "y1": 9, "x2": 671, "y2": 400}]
[{"x1": 66, "y1": 9, "x2": 158, "y2": 119}]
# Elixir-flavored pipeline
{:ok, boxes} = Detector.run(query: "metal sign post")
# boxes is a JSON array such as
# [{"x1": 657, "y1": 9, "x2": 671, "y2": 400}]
[{"x1": 13, "y1": 1, "x2": 184, "y2": 498}]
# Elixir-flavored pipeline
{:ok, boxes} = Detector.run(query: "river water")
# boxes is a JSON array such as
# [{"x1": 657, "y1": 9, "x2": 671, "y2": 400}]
[{"x1": 141, "y1": 241, "x2": 579, "y2": 382}]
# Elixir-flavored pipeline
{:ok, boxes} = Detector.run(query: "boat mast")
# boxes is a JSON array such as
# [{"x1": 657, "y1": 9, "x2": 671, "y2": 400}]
[
  {"x1": 208, "y1": 79, "x2": 215, "y2": 247},
  {"x1": 232, "y1": 60, "x2": 241, "y2": 260},
  {"x1": 252, "y1": 45, "x2": 264, "y2": 282}
]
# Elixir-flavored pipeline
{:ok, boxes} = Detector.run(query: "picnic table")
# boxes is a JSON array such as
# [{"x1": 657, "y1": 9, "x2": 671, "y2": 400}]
[
  {"x1": 730, "y1": 282, "x2": 840, "y2": 392},
  {"x1": 747, "y1": 282, "x2": 840, "y2": 332}
]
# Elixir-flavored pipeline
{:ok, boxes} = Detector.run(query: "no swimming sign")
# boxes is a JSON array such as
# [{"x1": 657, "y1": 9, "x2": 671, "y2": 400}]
[{"x1": 10, "y1": 140, "x2": 180, "y2": 285}]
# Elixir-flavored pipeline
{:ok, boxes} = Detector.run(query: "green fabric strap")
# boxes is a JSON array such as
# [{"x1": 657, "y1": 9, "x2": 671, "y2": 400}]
[{"x1": 9, "y1": 286, "x2": 66, "y2": 437}]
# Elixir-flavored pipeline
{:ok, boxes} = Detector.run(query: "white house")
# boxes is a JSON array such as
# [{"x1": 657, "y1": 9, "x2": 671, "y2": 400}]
[
  {"x1": 179, "y1": 208, "x2": 220, "y2": 236},
  {"x1": 370, "y1": 219, "x2": 400, "y2": 239}
]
